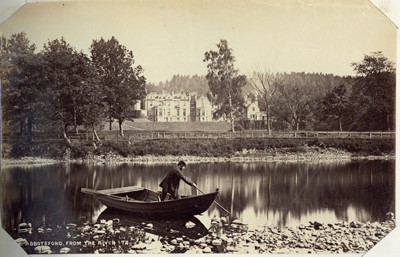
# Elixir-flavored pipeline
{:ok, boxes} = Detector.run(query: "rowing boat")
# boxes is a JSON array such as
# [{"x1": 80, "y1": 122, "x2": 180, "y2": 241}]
[{"x1": 81, "y1": 186, "x2": 218, "y2": 218}]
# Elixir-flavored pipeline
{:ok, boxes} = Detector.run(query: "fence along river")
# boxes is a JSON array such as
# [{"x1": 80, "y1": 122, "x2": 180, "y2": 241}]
[{"x1": 4, "y1": 130, "x2": 395, "y2": 143}]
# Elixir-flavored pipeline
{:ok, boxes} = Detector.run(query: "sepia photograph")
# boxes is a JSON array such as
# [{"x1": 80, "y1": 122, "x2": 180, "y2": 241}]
[{"x1": 0, "y1": 0, "x2": 397, "y2": 256}]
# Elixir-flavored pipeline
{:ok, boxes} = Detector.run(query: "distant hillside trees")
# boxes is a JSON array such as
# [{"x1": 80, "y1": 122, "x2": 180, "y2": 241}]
[
  {"x1": 249, "y1": 72, "x2": 350, "y2": 131},
  {"x1": 147, "y1": 74, "x2": 209, "y2": 96},
  {"x1": 204, "y1": 39, "x2": 247, "y2": 132}
]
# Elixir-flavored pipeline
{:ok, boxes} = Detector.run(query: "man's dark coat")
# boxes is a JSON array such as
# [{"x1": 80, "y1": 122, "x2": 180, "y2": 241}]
[{"x1": 159, "y1": 165, "x2": 194, "y2": 197}]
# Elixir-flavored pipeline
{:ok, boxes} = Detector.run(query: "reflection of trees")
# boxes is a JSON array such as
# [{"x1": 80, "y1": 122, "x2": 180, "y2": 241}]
[
  {"x1": 1, "y1": 160, "x2": 394, "y2": 232},
  {"x1": 193, "y1": 161, "x2": 394, "y2": 226}
]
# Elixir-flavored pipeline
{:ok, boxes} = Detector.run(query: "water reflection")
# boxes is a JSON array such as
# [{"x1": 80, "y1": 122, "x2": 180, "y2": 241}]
[{"x1": 1, "y1": 160, "x2": 394, "y2": 236}]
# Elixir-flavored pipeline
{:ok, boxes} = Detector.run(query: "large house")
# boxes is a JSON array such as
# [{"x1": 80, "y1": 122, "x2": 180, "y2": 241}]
[
  {"x1": 191, "y1": 95, "x2": 214, "y2": 122},
  {"x1": 145, "y1": 91, "x2": 191, "y2": 122},
  {"x1": 142, "y1": 91, "x2": 264, "y2": 122},
  {"x1": 245, "y1": 101, "x2": 265, "y2": 120}
]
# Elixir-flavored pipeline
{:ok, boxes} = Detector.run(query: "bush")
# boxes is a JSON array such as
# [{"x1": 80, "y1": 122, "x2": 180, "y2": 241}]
[
  {"x1": 9, "y1": 141, "x2": 69, "y2": 158},
  {"x1": 6, "y1": 137, "x2": 394, "y2": 159}
]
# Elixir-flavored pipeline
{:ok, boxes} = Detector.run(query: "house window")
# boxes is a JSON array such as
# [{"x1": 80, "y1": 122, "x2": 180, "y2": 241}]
[
  {"x1": 183, "y1": 109, "x2": 186, "y2": 116},
  {"x1": 159, "y1": 109, "x2": 163, "y2": 116},
  {"x1": 252, "y1": 107, "x2": 255, "y2": 111},
  {"x1": 177, "y1": 108, "x2": 180, "y2": 116}
]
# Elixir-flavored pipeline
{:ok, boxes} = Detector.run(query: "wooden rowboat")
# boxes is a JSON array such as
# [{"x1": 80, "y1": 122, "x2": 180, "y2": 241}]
[{"x1": 81, "y1": 186, "x2": 219, "y2": 218}]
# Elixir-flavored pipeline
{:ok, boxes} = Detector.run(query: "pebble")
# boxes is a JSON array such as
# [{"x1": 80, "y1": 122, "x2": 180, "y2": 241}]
[
  {"x1": 226, "y1": 246, "x2": 238, "y2": 252},
  {"x1": 60, "y1": 247, "x2": 71, "y2": 253},
  {"x1": 67, "y1": 223, "x2": 77, "y2": 228},
  {"x1": 202, "y1": 247, "x2": 212, "y2": 253},
  {"x1": 20, "y1": 223, "x2": 32, "y2": 233},
  {"x1": 18, "y1": 223, "x2": 30, "y2": 229},
  {"x1": 15, "y1": 238, "x2": 28, "y2": 246},
  {"x1": 11, "y1": 213, "x2": 394, "y2": 255},
  {"x1": 132, "y1": 243, "x2": 147, "y2": 250},
  {"x1": 34, "y1": 246, "x2": 51, "y2": 254},
  {"x1": 185, "y1": 221, "x2": 196, "y2": 229},
  {"x1": 212, "y1": 239, "x2": 222, "y2": 246},
  {"x1": 221, "y1": 217, "x2": 228, "y2": 223},
  {"x1": 232, "y1": 219, "x2": 244, "y2": 225},
  {"x1": 200, "y1": 243, "x2": 208, "y2": 249}
]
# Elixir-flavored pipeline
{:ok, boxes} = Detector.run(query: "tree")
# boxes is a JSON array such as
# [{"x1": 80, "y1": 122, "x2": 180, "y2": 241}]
[
  {"x1": 321, "y1": 84, "x2": 349, "y2": 131},
  {"x1": 276, "y1": 78, "x2": 315, "y2": 131},
  {"x1": 75, "y1": 53, "x2": 105, "y2": 143},
  {"x1": 42, "y1": 38, "x2": 93, "y2": 144},
  {"x1": 0, "y1": 33, "x2": 46, "y2": 136},
  {"x1": 90, "y1": 37, "x2": 146, "y2": 136},
  {"x1": 203, "y1": 39, "x2": 246, "y2": 132},
  {"x1": 351, "y1": 51, "x2": 395, "y2": 131},
  {"x1": 248, "y1": 70, "x2": 285, "y2": 135}
]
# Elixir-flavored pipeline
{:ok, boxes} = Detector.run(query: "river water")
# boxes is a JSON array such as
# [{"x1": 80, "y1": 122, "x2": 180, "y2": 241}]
[{"x1": 1, "y1": 160, "x2": 394, "y2": 236}]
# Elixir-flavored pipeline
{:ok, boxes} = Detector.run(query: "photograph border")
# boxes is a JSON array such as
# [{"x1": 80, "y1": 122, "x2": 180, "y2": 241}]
[{"x1": 0, "y1": 0, "x2": 398, "y2": 256}]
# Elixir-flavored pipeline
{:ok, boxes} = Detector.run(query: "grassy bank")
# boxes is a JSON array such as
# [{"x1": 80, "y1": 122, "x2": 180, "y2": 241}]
[{"x1": 3, "y1": 138, "x2": 394, "y2": 164}]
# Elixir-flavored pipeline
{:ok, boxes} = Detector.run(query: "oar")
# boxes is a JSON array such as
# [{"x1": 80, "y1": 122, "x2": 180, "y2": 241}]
[{"x1": 194, "y1": 185, "x2": 231, "y2": 215}]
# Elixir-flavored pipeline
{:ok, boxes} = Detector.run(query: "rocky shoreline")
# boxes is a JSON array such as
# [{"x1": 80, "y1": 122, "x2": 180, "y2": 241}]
[
  {"x1": 14, "y1": 214, "x2": 396, "y2": 254},
  {"x1": 1, "y1": 148, "x2": 395, "y2": 167}
]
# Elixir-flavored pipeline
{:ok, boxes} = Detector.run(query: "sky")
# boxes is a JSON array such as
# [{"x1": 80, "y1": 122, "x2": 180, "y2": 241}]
[{"x1": 0, "y1": 0, "x2": 397, "y2": 84}]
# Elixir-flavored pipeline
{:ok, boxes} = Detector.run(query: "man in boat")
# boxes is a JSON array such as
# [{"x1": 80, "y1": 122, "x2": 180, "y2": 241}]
[{"x1": 159, "y1": 160, "x2": 197, "y2": 201}]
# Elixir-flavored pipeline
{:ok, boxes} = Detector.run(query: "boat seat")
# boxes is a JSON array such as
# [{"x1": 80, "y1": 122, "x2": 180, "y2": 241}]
[{"x1": 98, "y1": 186, "x2": 144, "y2": 195}]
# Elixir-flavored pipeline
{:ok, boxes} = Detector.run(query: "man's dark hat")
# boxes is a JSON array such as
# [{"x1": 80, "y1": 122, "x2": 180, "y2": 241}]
[{"x1": 178, "y1": 160, "x2": 187, "y2": 167}]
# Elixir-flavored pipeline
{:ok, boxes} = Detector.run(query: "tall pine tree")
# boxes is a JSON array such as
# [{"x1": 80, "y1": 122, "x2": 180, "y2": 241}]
[{"x1": 204, "y1": 39, "x2": 246, "y2": 132}]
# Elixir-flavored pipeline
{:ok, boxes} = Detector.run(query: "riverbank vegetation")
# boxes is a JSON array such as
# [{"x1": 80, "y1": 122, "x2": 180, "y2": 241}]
[{"x1": 3, "y1": 138, "x2": 394, "y2": 163}]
